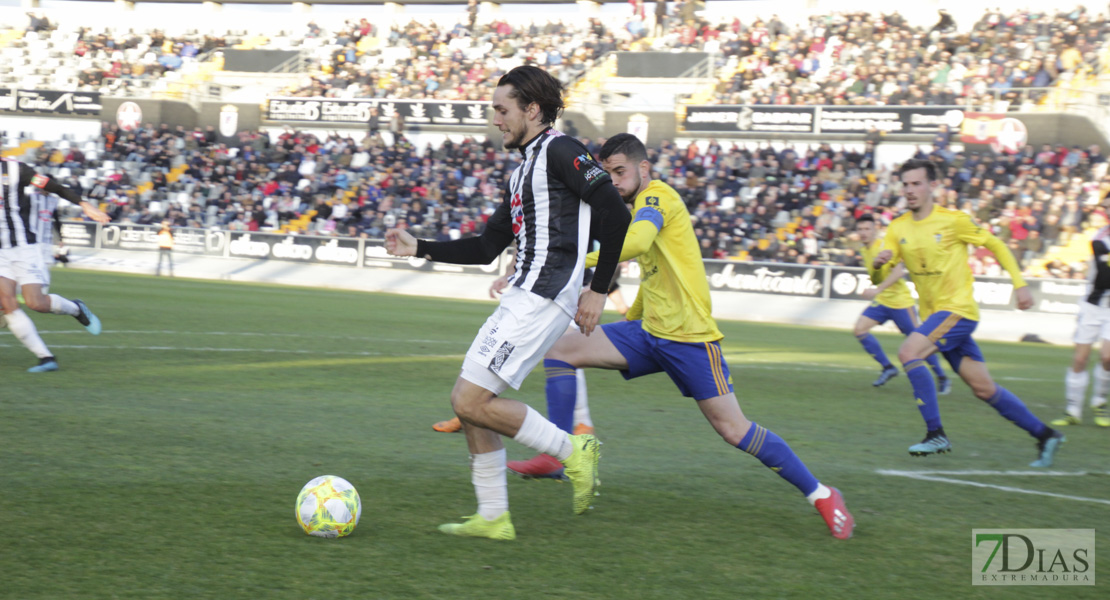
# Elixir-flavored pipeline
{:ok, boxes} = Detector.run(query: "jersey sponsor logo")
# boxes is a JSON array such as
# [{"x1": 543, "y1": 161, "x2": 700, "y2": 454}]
[
  {"x1": 573, "y1": 153, "x2": 593, "y2": 171},
  {"x1": 510, "y1": 192, "x2": 525, "y2": 235},
  {"x1": 488, "y1": 341, "x2": 516, "y2": 373},
  {"x1": 583, "y1": 165, "x2": 606, "y2": 184}
]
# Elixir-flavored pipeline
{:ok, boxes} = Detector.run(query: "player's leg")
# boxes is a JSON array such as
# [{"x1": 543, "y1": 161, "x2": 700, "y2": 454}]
[
  {"x1": 853, "y1": 307, "x2": 898, "y2": 386},
  {"x1": 898, "y1": 307, "x2": 950, "y2": 394},
  {"x1": 956, "y1": 352, "x2": 1064, "y2": 467},
  {"x1": 14, "y1": 245, "x2": 100, "y2": 334},
  {"x1": 1056, "y1": 342, "x2": 1092, "y2": 426},
  {"x1": 544, "y1": 324, "x2": 628, "y2": 432},
  {"x1": 449, "y1": 291, "x2": 599, "y2": 521},
  {"x1": 898, "y1": 313, "x2": 949, "y2": 455},
  {"x1": 510, "y1": 323, "x2": 630, "y2": 479},
  {"x1": 0, "y1": 276, "x2": 57, "y2": 371},
  {"x1": 573, "y1": 369, "x2": 593, "y2": 434},
  {"x1": 1092, "y1": 339, "x2": 1110, "y2": 427}
]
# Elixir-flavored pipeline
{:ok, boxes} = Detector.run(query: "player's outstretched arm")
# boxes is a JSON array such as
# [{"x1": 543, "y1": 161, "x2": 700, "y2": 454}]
[
  {"x1": 384, "y1": 228, "x2": 418, "y2": 257},
  {"x1": 79, "y1": 201, "x2": 110, "y2": 224},
  {"x1": 959, "y1": 216, "x2": 1031, "y2": 310}
]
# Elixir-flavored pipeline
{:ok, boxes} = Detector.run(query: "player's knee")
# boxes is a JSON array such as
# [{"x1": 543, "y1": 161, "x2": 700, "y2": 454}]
[
  {"x1": 972, "y1": 383, "x2": 996, "y2": 401},
  {"x1": 852, "y1": 324, "x2": 870, "y2": 338},
  {"x1": 897, "y1": 346, "x2": 922, "y2": 366},
  {"x1": 545, "y1": 336, "x2": 579, "y2": 365},
  {"x1": 24, "y1": 295, "x2": 50, "y2": 313}
]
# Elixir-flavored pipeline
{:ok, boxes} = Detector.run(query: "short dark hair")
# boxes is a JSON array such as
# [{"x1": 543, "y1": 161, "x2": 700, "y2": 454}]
[
  {"x1": 598, "y1": 133, "x2": 648, "y2": 163},
  {"x1": 496, "y1": 66, "x2": 564, "y2": 126},
  {"x1": 898, "y1": 159, "x2": 939, "y2": 181},
  {"x1": 856, "y1": 213, "x2": 876, "y2": 224}
]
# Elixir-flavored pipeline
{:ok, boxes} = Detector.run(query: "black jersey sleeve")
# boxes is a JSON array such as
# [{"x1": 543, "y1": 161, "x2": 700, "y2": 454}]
[
  {"x1": 22, "y1": 163, "x2": 83, "y2": 205},
  {"x1": 415, "y1": 200, "x2": 514, "y2": 265},
  {"x1": 545, "y1": 136, "x2": 612, "y2": 200}
]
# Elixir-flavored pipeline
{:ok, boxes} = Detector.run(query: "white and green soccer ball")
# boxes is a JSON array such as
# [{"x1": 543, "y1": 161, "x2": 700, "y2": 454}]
[{"x1": 295, "y1": 475, "x2": 362, "y2": 538}]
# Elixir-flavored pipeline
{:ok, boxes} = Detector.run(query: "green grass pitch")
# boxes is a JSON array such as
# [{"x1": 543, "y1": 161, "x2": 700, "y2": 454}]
[{"x1": 1, "y1": 269, "x2": 1106, "y2": 599}]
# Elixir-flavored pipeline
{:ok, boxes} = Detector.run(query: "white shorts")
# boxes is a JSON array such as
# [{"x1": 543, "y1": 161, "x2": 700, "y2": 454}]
[
  {"x1": 461, "y1": 286, "x2": 574, "y2": 395},
  {"x1": 0, "y1": 244, "x2": 50, "y2": 288},
  {"x1": 1074, "y1": 300, "x2": 1110, "y2": 344}
]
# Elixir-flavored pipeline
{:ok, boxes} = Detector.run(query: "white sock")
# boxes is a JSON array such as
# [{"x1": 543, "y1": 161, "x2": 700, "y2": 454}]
[
  {"x1": 1065, "y1": 368, "x2": 1089, "y2": 418},
  {"x1": 806, "y1": 483, "x2": 832, "y2": 506},
  {"x1": 471, "y1": 449, "x2": 508, "y2": 521},
  {"x1": 513, "y1": 405, "x2": 573, "y2": 460},
  {"x1": 49, "y1": 294, "x2": 80, "y2": 317},
  {"x1": 573, "y1": 368, "x2": 593, "y2": 427},
  {"x1": 5, "y1": 309, "x2": 52, "y2": 359},
  {"x1": 1093, "y1": 366, "x2": 1110, "y2": 408}
]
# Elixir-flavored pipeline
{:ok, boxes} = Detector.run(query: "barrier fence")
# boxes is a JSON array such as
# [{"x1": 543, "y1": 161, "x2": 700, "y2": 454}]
[{"x1": 61, "y1": 221, "x2": 1086, "y2": 314}]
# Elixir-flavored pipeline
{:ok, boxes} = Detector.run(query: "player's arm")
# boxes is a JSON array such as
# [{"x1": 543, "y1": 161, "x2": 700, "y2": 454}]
[
  {"x1": 955, "y1": 214, "x2": 1033, "y2": 310},
  {"x1": 548, "y1": 137, "x2": 631, "y2": 334},
  {"x1": 489, "y1": 246, "x2": 517, "y2": 297},
  {"x1": 584, "y1": 191, "x2": 666, "y2": 267},
  {"x1": 584, "y1": 219, "x2": 659, "y2": 268},
  {"x1": 23, "y1": 164, "x2": 110, "y2": 223},
  {"x1": 862, "y1": 262, "x2": 906, "y2": 300},
  {"x1": 873, "y1": 224, "x2": 902, "y2": 269},
  {"x1": 387, "y1": 200, "x2": 514, "y2": 263}
]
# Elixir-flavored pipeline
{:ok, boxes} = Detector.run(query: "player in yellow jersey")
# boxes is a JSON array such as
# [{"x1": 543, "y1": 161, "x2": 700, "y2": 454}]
[
  {"x1": 854, "y1": 213, "x2": 950, "y2": 391},
  {"x1": 509, "y1": 134, "x2": 854, "y2": 539},
  {"x1": 874, "y1": 159, "x2": 1064, "y2": 467}
]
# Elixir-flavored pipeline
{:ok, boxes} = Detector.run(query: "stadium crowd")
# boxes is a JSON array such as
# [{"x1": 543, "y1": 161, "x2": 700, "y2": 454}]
[
  {"x1": 8, "y1": 3, "x2": 1109, "y2": 279},
  {"x1": 686, "y1": 6, "x2": 1109, "y2": 108},
  {"x1": 35, "y1": 120, "x2": 1109, "y2": 280}
]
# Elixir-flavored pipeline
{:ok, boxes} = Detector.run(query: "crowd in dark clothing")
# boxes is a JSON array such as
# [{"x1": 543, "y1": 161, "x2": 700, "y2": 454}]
[{"x1": 34, "y1": 121, "x2": 1108, "y2": 280}]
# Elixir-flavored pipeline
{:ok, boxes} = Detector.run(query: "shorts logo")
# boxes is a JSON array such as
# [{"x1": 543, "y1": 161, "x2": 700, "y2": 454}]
[{"x1": 488, "y1": 341, "x2": 516, "y2": 374}]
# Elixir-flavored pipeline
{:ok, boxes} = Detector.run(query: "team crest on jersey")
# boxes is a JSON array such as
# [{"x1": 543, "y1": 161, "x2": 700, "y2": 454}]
[
  {"x1": 900, "y1": 238, "x2": 907, "y2": 244},
  {"x1": 488, "y1": 341, "x2": 516, "y2": 373},
  {"x1": 510, "y1": 192, "x2": 524, "y2": 235},
  {"x1": 934, "y1": 233, "x2": 942, "y2": 243}
]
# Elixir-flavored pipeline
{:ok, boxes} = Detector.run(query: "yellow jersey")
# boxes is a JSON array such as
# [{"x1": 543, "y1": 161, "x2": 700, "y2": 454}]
[
  {"x1": 859, "y1": 237, "x2": 914, "y2": 309},
  {"x1": 587, "y1": 180, "x2": 722, "y2": 342},
  {"x1": 883, "y1": 206, "x2": 1026, "y2": 321}
]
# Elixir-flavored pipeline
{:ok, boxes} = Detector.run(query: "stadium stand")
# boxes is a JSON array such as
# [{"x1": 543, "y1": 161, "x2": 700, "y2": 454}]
[{"x1": 2, "y1": 2, "x2": 1108, "y2": 278}]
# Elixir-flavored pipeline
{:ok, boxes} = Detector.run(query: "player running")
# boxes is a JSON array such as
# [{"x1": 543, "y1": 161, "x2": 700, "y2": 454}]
[
  {"x1": 873, "y1": 159, "x2": 1064, "y2": 467},
  {"x1": 508, "y1": 134, "x2": 854, "y2": 540},
  {"x1": 854, "y1": 213, "x2": 950, "y2": 392}
]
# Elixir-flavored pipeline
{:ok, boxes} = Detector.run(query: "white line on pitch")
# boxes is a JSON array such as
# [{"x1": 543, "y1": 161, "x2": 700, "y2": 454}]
[
  {"x1": 0, "y1": 343, "x2": 462, "y2": 357},
  {"x1": 876, "y1": 469, "x2": 1110, "y2": 506},
  {"x1": 0, "y1": 330, "x2": 459, "y2": 344},
  {"x1": 878, "y1": 469, "x2": 1106, "y2": 477}
]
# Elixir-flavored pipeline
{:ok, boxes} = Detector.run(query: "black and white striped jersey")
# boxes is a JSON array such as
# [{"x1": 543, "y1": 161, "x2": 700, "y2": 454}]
[
  {"x1": 416, "y1": 128, "x2": 629, "y2": 316},
  {"x1": 28, "y1": 191, "x2": 59, "y2": 247},
  {"x1": 1087, "y1": 226, "x2": 1110, "y2": 306},
  {"x1": 0, "y1": 158, "x2": 81, "y2": 249},
  {"x1": 497, "y1": 128, "x2": 616, "y2": 314}
]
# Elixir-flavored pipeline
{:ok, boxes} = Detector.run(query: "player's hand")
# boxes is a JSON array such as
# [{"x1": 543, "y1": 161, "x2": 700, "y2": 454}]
[
  {"x1": 489, "y1": 275, "x2": 510, "y2": 298},
  {"x1": 861, "y1": 288, "x2": 879, "y2": 300},
  {"x1": 82, "y1": 202, "x2": 110, "y2": 223},
  {"x1": 1015, "y1": 285, "x2": 1034, "y2": 310},
  {"x1": 575, "y1": 289, "x2": 606, "y2": 336},
  {"x1": 872, "y1": 249, "x2": 893, "y2": 269},
  {"x1": 384, "y1": 228, "x2": 417, "y2": 257}
]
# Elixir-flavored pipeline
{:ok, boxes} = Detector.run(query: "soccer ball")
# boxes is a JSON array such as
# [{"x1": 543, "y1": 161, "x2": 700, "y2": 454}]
[{"x1": 295, "y1": 475, "x2": 362, "y2": 538}]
